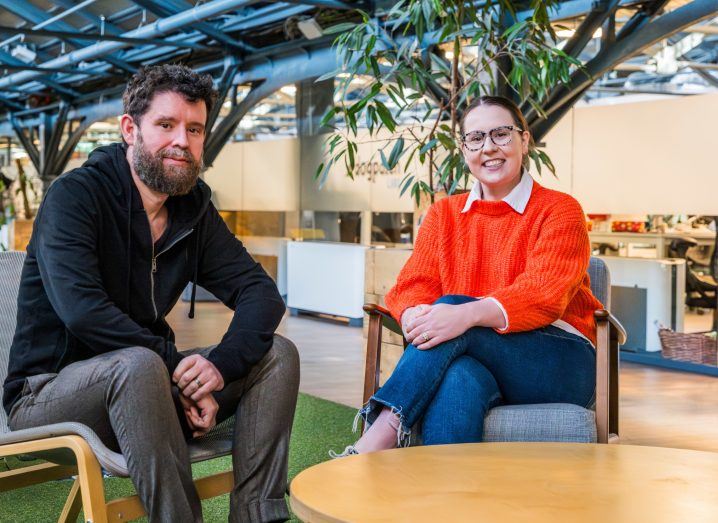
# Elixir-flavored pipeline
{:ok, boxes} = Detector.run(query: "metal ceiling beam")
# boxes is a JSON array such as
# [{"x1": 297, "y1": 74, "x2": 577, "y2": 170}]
[
  {"x1": 131, "y1": 0, "x2": 257, "y2": 53},
  {"x1": 222, "y1": 4, "x2": 313, "y2": 31},
  {"x1": 0, "y1": 62, "x2": 115, "y2": 77},
  {"x1": 279, "y1": 0, "x2": 354, "y2": 9},
  {"x1": 0, "y1": 25, "x2": 216, "y2": 51},
  {"x1": 561, "y1": 0, "x2": 622, "y2": 58},
  {"x1": 0, "y1": 95, "x2": 24, "y2": 111},
  {"x1": 0, "y1": 98, "x2": 123, "y2": 137},
  {"x1": 616, "y1": 0, "x2": 671, "y2": 41},
  {"x1": 531, "y1": 0, "x2": 718, "y2": 140},
  {"x1": 37, "y1": 5, "x2": 143, "y2": 54},
  {"x1": 0, "y1": 0, "x2": 256, "y2": 92},
  {"x1": 693, "y1": 68, "x2": 718, "y2": 88},
  {"x1": 0, "y1": 0, "x2": 137, "y2": 75},
  {"x1": 0, "y1": 51, "x2": 80, "y2": 99},
  {"x1": 43, "y1": 5, "x2": 314, "y2": 83},
  {"x1": 516, "y1": 0, "x2": 644, "y2": 22},
  {"x1": 123, "y1": 5, "x2": 312, "y2": 63}
]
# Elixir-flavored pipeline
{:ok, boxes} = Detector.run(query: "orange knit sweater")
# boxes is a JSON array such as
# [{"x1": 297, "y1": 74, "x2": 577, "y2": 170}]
[{"x1": 385, "y1": 182, "x2": 602, "y2": 346}]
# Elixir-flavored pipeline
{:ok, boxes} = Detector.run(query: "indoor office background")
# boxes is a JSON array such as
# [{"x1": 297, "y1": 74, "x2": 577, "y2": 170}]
[{"x1": 0, "y1": 0, "x2": 717, "y2": 521}]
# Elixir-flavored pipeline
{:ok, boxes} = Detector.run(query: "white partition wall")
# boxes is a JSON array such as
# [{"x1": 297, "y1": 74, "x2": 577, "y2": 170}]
[
  {"x1": 204, "y1": 138, "x2": 300, "y2": 211},
  {"x1": 286, "y1": 241, "x2": 368, "y2": 324},
  {"x1": 535, "y1": 109, "x2": 574, "y2": 194},
  {"x1": 204, "y1": 92, "x2": 718, "y2": 216},
  {"x1": 570, "y1": 92, "x2": 718, "y2": 214}
]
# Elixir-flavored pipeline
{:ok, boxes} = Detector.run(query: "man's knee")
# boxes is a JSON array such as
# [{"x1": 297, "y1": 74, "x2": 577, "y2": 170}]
[
  {"x1": 111, "y1": 346, "x2": 169, "y2": 386},
  {"x1": 433, "y1": 294, "x2": 476, "y2": 306},
  {"x1": 260, "y1": 334, "x2": 300, "y2": 385}
]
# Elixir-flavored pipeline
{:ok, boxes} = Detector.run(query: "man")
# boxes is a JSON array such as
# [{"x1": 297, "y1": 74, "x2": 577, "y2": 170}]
[{"x1": 3, "y1": 64, "x2": 300, "y2": 522}]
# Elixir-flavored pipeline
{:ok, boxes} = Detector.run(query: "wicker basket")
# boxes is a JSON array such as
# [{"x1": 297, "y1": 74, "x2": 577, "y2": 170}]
[{"x1": 658, "y1": 328, "x2": 718, "y2": 366}]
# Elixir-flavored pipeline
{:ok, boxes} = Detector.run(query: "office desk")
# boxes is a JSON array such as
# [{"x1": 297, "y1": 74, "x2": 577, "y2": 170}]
[{"x1": 589, "y1": 231, "x2": 714, "y2": 259}]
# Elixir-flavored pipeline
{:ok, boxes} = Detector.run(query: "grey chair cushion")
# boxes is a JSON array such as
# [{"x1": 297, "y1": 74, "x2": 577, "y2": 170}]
[{"x1": 483, "y1": 404, "x2": 597, "y2": 443}]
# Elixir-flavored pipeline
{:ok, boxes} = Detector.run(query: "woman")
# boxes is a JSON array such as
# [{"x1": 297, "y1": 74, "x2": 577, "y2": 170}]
[{"x1": 333, "y1": 95, "x2": 602, "y2": 455}]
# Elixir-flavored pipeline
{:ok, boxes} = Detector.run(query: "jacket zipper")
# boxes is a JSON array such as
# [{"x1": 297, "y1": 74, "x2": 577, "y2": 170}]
[{"x1": 150, "y1": 228, "x2": 194, "y2": 322}]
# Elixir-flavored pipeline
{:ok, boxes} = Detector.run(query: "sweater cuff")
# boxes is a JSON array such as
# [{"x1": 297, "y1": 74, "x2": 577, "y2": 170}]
[{"x1": 483, "y1": 297, "x2": 509, "y2": 332}]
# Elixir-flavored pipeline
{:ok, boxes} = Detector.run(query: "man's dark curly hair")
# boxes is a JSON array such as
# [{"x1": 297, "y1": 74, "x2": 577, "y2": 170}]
[{"x1": 122, "y1": 64, "x2": 218, "y2": 125}]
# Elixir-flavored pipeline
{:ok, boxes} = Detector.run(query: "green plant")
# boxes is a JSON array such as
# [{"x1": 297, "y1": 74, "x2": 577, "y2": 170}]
[
  {"x1": 316, "y1": 0, "x2": 581, "y2": 204},
  {"x1": 14, "y1": 159, "x2": 35, "y2": 220},
  {"x1": 0, "y1": 172, "x2": 14, "y2": 250}
]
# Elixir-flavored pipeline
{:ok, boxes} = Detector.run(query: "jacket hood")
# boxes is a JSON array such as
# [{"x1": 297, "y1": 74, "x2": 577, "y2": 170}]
[{"x1": 84, "y1": 142, "x2": 212, "y2": 230}]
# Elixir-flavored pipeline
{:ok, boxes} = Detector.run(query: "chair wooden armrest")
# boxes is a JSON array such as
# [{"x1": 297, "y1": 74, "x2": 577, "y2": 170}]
[
  {"x1": 362, "y1": 304, "x2": 402, "y2": 334},
  {"x1": 362, "y1": 304, "x2": 403, "y2": 406},
  {"x1": 594, "y1": 309, "x2": 623, "y2": 444},
  {"x1": 595, "y1": 309, "x2": 627, "y2": 345}
]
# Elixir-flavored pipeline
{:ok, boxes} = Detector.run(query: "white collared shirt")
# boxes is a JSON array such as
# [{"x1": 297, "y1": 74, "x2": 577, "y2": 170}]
[
  {"x1": 461, "y1": 169, "x2": 534, "y2": 215},
  {"x1": 460, "y1": 171, "x2": 591, "y2": 345}
]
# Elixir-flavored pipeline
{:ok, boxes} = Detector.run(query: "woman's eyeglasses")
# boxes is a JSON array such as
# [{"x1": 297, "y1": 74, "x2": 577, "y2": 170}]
[{"x1": 461, "y1": 125, "x2": 523, "y2": 152}]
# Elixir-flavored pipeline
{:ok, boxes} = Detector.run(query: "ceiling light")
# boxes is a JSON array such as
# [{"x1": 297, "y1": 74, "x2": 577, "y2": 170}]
[
  {"x1": 280, "y1": 85, "x2": 297, "y2": 96},
  {"x1": 297, "y1": 18, "x2": 323, "y2": 40},
  {"x1": 11, "y1": 44, "x2": 36, "y2": 63}
]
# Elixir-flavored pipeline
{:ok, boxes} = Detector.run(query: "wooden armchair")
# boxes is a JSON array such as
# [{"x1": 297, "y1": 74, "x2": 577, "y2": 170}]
[
  {"x1": 363, "y1": 257, "x2": 627, "y2": 444},
  {"x1": 0, "y1": 251, "x2": 235, "y2": 522}
]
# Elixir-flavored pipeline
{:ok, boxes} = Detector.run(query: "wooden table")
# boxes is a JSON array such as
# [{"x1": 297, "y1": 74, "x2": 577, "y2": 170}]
[{"x1": 289, "y1": 443, "x2": 718, "y2": 522}]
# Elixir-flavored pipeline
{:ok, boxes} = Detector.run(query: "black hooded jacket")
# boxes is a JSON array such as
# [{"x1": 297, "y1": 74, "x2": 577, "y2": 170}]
[{"x1": 3, "y1": 143, "x2": 286, "y2": 415}]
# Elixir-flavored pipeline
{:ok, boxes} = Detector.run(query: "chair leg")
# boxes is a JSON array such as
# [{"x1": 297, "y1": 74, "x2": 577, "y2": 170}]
[
  {"x1": 595, "y1": 320, "x2": 610, "y2": 444},
  {"x1": 58, "y1": 479, "x2": 82, "y2": 523},
  {"x1": 59, "y1": 436, "x2": 108, "y2": 523},
  {"x1": 609, "y1": 338, "x2": 620, "y2": 440},
  {"x1": 362, "y1": 313, "x2": 384, "y2": 433}
]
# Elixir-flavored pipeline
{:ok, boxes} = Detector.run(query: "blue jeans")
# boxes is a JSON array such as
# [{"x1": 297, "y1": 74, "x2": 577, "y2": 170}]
[{"x1": 364, "y1": 295, "x2": 596, "y2": 445}]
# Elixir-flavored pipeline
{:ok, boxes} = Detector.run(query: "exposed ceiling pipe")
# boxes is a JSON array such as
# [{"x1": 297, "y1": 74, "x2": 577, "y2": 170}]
[
  {"x1": 0, "y1": 0, "x2": 254, "y2": 91},
  {"x1": 0, "y1": 0, "x2": 99, "y2": 49}
]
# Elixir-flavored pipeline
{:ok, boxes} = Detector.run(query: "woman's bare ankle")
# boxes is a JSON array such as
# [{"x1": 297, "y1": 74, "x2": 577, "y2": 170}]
[{"x1": 354, "y1": 407, "x2": 401, "y2": 453}]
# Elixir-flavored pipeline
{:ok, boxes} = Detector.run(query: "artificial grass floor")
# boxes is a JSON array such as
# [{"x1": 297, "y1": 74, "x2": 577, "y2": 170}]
[{"x1": 0, "y1": 393, "x2": 357, "y2": 523}]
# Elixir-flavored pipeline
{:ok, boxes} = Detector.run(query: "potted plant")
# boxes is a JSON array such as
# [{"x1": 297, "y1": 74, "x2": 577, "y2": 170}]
[{"x1": 316, "y1": 0, "x2": 579, "y2": 205}]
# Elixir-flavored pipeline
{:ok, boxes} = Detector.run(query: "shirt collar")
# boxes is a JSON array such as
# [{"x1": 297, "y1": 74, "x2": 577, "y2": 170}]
[{"x1": 461, "y1": 170, "x2": 534, "y2": 214}]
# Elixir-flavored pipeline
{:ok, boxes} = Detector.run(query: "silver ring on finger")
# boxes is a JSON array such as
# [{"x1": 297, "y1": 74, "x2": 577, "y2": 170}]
[
  {"x1": 421, "y1": 331, "x2": 430, "y2": 343},
  {"x1": 195, "y1": 377, "x2": 202, "y2": 388}
]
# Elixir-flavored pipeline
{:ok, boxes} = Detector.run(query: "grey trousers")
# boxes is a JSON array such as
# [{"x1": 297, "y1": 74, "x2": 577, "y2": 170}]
[{"x1": 8, "y1": 334, "x2": 300, "y2": 523}]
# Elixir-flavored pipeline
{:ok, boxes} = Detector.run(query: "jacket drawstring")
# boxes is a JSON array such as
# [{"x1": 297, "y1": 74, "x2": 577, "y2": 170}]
[{"x1": 188, "y1": 217, "x2": 201, "y2": 319}]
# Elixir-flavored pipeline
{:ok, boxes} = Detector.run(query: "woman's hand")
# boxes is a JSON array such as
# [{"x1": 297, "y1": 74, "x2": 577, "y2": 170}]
[
  {"x1": 405, "y1": 302, "x2": 476, "y2": 350},
  {"x1": 400, "y1": 304, "x2": 430, "y2": 339}
]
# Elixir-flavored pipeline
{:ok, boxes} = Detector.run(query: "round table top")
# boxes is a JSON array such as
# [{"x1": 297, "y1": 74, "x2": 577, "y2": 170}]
[{"x1": 289, "y1": 442, "x2": 718, "y2": 523}]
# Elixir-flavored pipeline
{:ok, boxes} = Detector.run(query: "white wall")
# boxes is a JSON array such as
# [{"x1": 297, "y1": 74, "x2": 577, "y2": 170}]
[
  {"x1": 299, "y1": 129, "x2": 426, "y2": 213},
  {"x1": 204, "y1": 138, "x2": 300, "y2": 211},
  {"x1": 206, "y1": 92, "x2": 718, "y2": 215},
  {"x1": 536, "y1": 109, "x2": 574, "y2": 195},
  {"x1": 570, "y1": 92, "x2": 718, "y2": 214}
]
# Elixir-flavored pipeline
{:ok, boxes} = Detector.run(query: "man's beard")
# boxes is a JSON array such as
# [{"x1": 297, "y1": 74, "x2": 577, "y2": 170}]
[{"x1": 132, "y1": 132, "x2": 203, "y2": 196}]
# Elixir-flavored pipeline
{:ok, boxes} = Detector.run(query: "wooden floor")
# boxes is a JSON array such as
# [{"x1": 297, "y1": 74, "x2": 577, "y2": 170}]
[{"x1": 168, "y1": 302, "x2": 718, "y2": 453}]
